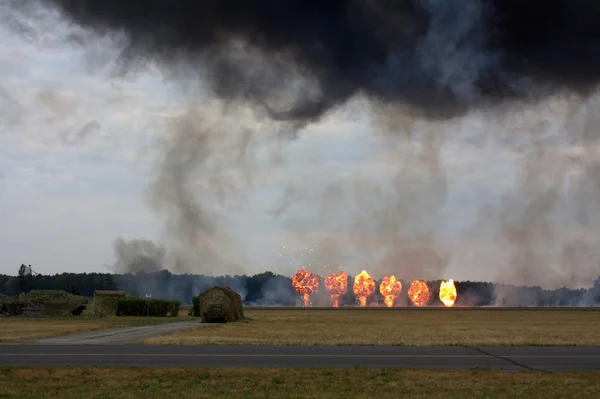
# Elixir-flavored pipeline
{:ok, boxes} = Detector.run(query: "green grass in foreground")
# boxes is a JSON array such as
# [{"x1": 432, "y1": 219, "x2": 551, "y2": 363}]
[
  {"x1": 0, "y1": 310, "x2": 194, "y2": 342},
  {"x1": 0, "y1": 367, "x2": 598, "y2": 399}
]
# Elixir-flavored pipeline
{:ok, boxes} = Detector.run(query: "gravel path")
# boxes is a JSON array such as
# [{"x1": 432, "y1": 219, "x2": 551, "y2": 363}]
[{"x1": 36, "y1": 320, "x2": 211, "y2": 345}]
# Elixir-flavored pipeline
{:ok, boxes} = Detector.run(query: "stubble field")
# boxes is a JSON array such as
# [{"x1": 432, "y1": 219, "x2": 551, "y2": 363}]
[{"x1": 142, "y1": 308, "x2": 600, "y2": 346}]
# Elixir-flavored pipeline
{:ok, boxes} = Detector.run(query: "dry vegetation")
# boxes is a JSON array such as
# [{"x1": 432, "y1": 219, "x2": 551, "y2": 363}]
[
  {"x1": 0, "y1": 309, "x2": 193, "y2": 342},
  {"x1": 143, "y1": 308, "x2": 600, "y2": 346},
  {"x1": 0, "y1": 367, "x2": 598, "y2": 399}
]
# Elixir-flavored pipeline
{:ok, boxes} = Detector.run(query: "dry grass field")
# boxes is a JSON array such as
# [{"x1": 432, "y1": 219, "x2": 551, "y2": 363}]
[
  {"x1": 0, "y1": 309, "x2": 193, "y2": 342},
  {"x1": 0, "y1": 367, "x2": 598, "y2": 398},
  {"x1": 142, "y1": 308, "x2": 600, "y2": 346}
]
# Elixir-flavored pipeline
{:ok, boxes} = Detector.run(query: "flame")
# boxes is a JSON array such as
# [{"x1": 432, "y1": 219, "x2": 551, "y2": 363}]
[
  {"x1": 353, "y1": 270, "x2": 375, "y2": 307},
  {"x1": 408, "y1": 280, "x2": 430, "y2": 307},
  {"x1": 379, "y1": 276, "x2": 402, "y2": 307},
  {"x1": 291, "y1": 269, "x2": 319, "y2": 307},
  {"x1": 324, "y1": 271, "x2": 348, "y2": 307},
  {"x1": 439, "y1": 279, "x2": 457, "y2": 307}
]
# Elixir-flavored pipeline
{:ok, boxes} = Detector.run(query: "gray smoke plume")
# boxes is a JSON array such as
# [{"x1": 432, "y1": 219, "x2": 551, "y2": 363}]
[
  {"x1": 112, "y1": 238, "x2": 165, "y2": 274},
  {"x1": 495, "y1": 98, "x2": 600, "y2": 289},
  {"x1": 145, "y1": 104, "x2": 275, "y2": 274},
  {"x1": 5, "y1": 0, "x2": 600, "y2": 294}
]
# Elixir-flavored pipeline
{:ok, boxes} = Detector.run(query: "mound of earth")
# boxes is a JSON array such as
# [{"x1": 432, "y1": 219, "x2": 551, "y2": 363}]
[
  {"x1": 199, "y1": 286, "x2": 245, "y2": 323},
  {"x1": 22, "y1": 290, "x2": 86, "y2": 317},
  {"x1": 0, "y1": 293, "x2": 17, "y2": 304},
  {"x1": 26, "y1": 290, "x2": 83, "y2": 304},
  {"x1": 0, "y1": 294, "x2": 18, "y2": 316}
]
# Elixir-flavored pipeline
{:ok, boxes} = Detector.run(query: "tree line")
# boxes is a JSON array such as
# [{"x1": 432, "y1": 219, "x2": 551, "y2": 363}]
[{"x1": 1, "y1": 268, "x2": 599, "y2": 306}]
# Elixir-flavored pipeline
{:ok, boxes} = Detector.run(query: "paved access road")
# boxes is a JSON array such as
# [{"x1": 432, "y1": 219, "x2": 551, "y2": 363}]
[
  {"x1": 0, "y1": 345, "x2": 599, "y2": 371},
  {"x1": 33, "y1": 320, "x2": 212, "y2": 345}
]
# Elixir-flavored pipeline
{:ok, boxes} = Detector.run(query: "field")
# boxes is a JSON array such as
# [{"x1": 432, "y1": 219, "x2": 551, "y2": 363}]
[
  {"x1": 142, "y1": 308, "x2": 600, "y2": 346},
  {"x1": 0, "y1": 367, "x2": 598, "y2": 398},
  {"x1": 0, "y1": 309, "x2": 192, "y2": 342}
]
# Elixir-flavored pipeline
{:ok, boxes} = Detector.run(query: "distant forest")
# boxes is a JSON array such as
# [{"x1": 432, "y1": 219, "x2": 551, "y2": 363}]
[{"x1": 1, "y1": 268, "x2": 599, "y2": 307}]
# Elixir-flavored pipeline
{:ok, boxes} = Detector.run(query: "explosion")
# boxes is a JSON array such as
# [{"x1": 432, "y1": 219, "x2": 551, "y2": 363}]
[
  {"x1": 291, "y1": 269, "x2": 319, "y2": 307},
  {"x1": 408, "y1": 280, "x2": 430, "y2": 307},
  {"x1": 379, "y1": 276, "x2": 402, "y2": 307},
  {"x1": 439, "y1": 279, "x2": 457, "y2": 307},
  {"x1": 353, "y1": 270, "x2": 375, "y2": 307},
  {"x1": 324, "y1": 271, "x2": 348, "y2": 307}
]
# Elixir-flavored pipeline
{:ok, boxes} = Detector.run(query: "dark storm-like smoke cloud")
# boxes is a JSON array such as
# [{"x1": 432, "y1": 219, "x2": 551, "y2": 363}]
[{"x1": 42, "y1": 0, "x2": 600, "y2": 121}]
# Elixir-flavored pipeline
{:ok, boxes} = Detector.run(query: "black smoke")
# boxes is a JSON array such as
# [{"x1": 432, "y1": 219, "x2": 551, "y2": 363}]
[{"x1": 36, "y1": 0, "x2": 600, "y2": 121}]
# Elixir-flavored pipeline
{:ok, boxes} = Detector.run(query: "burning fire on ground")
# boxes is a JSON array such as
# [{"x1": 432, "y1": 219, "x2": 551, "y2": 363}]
[
  {"x1": 353, "y1": 270, "x2": 376, "y2": 307},
  {"x1": 379, "y1": 276, "x2": 402, "y2": 307},
  {"x1": 324, "y1": 271, "x2": 348, "y2": 307},
  {"x1": 439, "y1": 279, "x2": 457, "y2": 307},
  {"x1": 291, "y1": 269, "x2": 319, "y2": 307},
  {"x1": 408, "y1": 280, "x2": 430, "y2": 307},
  {"x1": 291, "y1": 269, "x2": 457, "y2": 307}
]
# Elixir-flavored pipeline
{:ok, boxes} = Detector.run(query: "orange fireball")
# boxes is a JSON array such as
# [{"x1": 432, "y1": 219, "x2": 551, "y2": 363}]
[
  {"x1": 324, "y1": 271, "x2": 348, "y2": 307},
  {"x1": 379, "y1": 276, "x2": 402, "y2": 307},
  {"x1": 291, "y1": 269, "x2": 319, "y2": 307},
  {"x1": 408, "y1": 280, "x2": 430, "y2": 307},
  {"x1": 439, "y1": 279, "x2": 457, "y2": 307},
  {"x1": 353, "y1": 270, "x2": 375, "y2": 307}
]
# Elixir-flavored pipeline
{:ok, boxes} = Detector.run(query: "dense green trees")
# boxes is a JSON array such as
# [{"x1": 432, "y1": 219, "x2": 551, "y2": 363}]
[
  {"x1": 0, "y1": 272, "x2": 117, "y2": 297},
  {"x1": 1, "y1": 269, "x2": 598, "y2": 306}
]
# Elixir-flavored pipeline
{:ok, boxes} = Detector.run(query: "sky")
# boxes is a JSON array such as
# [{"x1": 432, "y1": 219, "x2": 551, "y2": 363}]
[
  {"x1": 1, "y1": 3, "x2": 599, "y2": 289},
  {"x1": 0, "y1": 7, "x2": 166, "y2": 274}
]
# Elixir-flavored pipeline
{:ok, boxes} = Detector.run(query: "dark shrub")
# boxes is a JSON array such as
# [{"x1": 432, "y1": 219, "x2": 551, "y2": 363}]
[
  {"x1": 191, "y1": 296, "x2": 200, "y2": 317},
  {"x1": 198, "y1": 286, "x2": 244, "y2": 323},
  {"x1": 114, "y1": 298, "x2": 181, "y2": 317}
]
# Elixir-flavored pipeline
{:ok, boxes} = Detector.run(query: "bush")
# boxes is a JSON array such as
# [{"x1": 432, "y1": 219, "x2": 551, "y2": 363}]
[
  {"x1": 114, "y1": 298, "x2": 181, "y2": 317},
  {"x1": 191, "y1": 296, "x2": 200, "y2": 317},
  {"x1": 198, "y1": 286, "x2": 244, "y2": 323},
  {"x1": 87, "y1": 297, "x2": 120, "y2": 317},
  {"x1": 0, "y1": 302, "x2": 24, "y2": 316}
]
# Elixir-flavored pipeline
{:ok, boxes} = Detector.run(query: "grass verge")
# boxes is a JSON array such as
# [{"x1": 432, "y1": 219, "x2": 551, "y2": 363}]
[
  {"x1": 142, "y1": 308, "x2": 600, "y2": 346},
  {"x1": 0, "y1": 310, "x2": 194, "y2": 342},
  {"x1": 0, "y1": 367, "x2": 598, "y2": 398}
]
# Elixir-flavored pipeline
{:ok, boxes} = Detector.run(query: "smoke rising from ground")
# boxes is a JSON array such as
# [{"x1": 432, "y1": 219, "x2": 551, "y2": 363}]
[
  {"x1": 112, "y1": 238, "x2": 165, "y2": 274},
  {"x1": 6, "y1": 1, "x2": 600, "y2": 290}
]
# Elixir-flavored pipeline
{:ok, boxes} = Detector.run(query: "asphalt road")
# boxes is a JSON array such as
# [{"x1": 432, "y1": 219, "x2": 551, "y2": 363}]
[{"x1": 0, "y1": 345, "x2": 599, "y2": 371}]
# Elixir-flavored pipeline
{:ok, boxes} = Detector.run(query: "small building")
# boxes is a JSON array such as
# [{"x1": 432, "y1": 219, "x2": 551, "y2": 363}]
[{"x1": 93, "y1": 290, "x2": 126, "y2": 298}]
